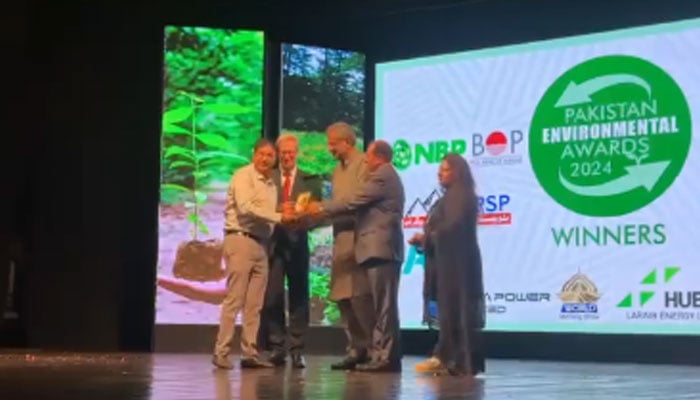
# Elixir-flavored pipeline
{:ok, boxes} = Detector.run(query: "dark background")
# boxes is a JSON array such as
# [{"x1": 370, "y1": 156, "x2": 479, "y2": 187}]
[{"x1": 4, "y1": 0, "x2": 700, "y2": 363}]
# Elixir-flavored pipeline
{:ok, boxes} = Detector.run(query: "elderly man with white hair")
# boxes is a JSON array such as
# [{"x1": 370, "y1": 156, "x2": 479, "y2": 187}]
[{"x1": 259, "y1": 132, "x2": 323, "y2": 369}]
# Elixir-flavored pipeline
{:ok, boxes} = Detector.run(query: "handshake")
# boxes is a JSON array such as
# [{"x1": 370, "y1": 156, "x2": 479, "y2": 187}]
[{"x1": 280, "y1": 192, "x2": 323, "y2": 224}]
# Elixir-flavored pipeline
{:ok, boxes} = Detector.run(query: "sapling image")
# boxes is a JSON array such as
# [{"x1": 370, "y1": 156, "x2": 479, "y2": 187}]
[{"x1": 161, "y1": 91, "x2": 252, "y2": 282}]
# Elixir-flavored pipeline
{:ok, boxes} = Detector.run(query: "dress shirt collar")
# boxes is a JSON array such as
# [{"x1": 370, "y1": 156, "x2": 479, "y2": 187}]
[
  {"x1": 252, "y1": 165, "x2": 273, "y2": 183},
  {"x1": 281, "y1": 166, "x2": 297, "y2": 179}
]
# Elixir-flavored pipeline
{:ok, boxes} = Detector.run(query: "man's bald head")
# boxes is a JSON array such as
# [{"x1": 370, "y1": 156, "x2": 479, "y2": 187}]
[
  {"x1": 369, "y1": 140, "x2": 393, "y2": 162},
  {"x1": 366, "y1": 140, "x2": 393, "y2": 172}
]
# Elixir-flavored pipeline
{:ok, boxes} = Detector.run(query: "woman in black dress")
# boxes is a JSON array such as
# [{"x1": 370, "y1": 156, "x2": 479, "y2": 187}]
[{"x1": 409, "y1": 153, "x2": 485, "y2": 376}]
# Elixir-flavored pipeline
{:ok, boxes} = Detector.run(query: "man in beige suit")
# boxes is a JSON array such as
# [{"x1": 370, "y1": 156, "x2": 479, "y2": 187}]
[{"x1": 323, "y1": 122, "x2": 375, "y2": 370}]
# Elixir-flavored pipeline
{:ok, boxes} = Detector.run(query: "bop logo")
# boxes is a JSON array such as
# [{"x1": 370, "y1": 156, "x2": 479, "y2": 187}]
[
  {"x1": 392, "y1": 138, "x2": 467, "y2": 170},
  {"x1": 478, "y1": 194, "x2": 512, "y2": 226},
  {"x1": 470, "y1": 130, "x2": 524, "y2": 167}
]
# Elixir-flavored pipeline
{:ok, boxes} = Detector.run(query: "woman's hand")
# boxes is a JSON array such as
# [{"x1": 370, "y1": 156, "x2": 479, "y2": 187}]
[{"x1": 408, "y1": 232, "x2": 425, "y2": 246}]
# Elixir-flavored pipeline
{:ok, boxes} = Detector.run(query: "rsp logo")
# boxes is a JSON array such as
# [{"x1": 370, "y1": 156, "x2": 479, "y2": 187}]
[{"x1": 478, "y1": 194, "x2": 512, "y2": 226}]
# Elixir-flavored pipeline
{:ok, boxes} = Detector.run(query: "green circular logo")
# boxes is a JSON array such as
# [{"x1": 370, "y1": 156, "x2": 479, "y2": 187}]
[
  {"x1": 529, "y1": 55, "x2": 691, "y2": 217},
  {"x1": 393, "y1": 139, "x2": 412, "y2": 170}
]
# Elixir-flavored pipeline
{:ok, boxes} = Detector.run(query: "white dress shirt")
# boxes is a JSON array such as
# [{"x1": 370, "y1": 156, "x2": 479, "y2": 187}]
[{"x1": 224, "y1": 164, "x2": 280, "y2": 240}]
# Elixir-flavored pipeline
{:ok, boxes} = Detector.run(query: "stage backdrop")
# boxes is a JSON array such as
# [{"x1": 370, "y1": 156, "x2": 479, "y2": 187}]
[{"x1": 376, "y1": 18, "x2": 700, "y2": 334}]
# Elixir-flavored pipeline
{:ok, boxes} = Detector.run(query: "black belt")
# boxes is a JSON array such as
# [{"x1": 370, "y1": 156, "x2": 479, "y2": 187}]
[{"x1": 224, "y1": 229, "x2": 263, "y2": 244}]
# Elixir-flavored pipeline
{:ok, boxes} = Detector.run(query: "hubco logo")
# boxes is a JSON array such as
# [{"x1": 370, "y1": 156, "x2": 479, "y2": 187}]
[
  {"x1": 392, "y1": 138, "x2": 466, "y2": 170},
  {"x1": 529, "y1": 55, "x2": 691, "y2": 217},
  {"x1": 617, "y1": 266, "x2": 699, "y2": 321}
]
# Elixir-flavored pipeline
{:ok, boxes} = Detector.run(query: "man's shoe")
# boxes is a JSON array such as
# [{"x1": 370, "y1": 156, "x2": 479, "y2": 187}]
[
  {"x1": 330, "y1": 356, "x2": 366, "y2": 371},
  {"x1": 267, "y1": 350, "x2": 286, "y2": 367},
  {"x1": 241, "y1": 357, "x2": 274, "y2": 369},
  {"x1": 212, "y1": 355, "x2": 233, "y2": 370},
  {"x1": 356, "y1": 360, "x2": 401, "y2": 373},
  {"x1": 290, "y1": 354, "x2": 306, "y2": 369}
]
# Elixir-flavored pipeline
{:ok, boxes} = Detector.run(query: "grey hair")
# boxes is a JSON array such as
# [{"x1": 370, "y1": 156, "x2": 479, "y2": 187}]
[
  {"x1": 325, "y1": 121, "x2": 357, "y2": 146},
  {"x1": 276, "y1": 132, "x2": 299, "y2": 149}
]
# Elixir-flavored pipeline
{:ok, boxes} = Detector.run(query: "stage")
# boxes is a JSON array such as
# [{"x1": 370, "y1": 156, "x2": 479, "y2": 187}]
[{"x1": 1, "y1": 353, "x2": 698, "y2": 399}]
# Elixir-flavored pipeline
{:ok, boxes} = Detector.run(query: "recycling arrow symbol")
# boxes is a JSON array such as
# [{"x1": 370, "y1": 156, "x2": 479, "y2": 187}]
[
  {"x1": 558, "y1": 161, "x2": 671, "y2": 197},
  {"x1": 555, "y1": 74, "x2": 652, "y2": 108}
]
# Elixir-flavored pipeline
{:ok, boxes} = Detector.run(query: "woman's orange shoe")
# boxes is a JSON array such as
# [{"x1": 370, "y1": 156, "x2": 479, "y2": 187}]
[{"x1": 414, "y1": 357, "x2": 446, "y2": 374}]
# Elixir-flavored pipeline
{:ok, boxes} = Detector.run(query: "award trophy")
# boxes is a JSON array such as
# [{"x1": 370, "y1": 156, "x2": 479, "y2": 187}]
[{"x1": 295, "y1": 191, "x2": 312, "y2": 213}]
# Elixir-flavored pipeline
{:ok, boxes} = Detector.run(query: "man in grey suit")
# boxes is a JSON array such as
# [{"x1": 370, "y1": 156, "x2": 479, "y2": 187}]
[{"x1": 306, "y1": 140, "x2": 405, "y2": 372}]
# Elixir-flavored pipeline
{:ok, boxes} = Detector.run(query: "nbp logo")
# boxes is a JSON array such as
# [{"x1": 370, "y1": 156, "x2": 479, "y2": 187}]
[
  {"x1": 392, "y1": 139, "x2": 413, "y2": 170},
  {"x1": 617, "y1": 266, "x2": 680, "y2": 308},
  {"x1": 392, "y1": 138, "x2": 467, "y2": 170}
]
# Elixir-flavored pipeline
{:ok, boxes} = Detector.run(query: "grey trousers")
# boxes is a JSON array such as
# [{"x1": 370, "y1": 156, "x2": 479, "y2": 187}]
[
  {"x1": 214, "y1": 234, "x2": 269, "y2": 358},
  {"x1": 337, "y1": 295, "x2": 374, "y2": 359},
  {"x1": 365, "y1": 260, "x2": 402, "y2": 364}
]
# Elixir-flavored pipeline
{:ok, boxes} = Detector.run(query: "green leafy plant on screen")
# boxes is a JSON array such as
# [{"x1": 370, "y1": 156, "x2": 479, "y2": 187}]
[
  {"x1": 160, "y1": 91, "x2": 251, "y2": 239},
  {"x1": 309, "y1": 270, "x2": 340, "y2": 325},
  {"x1": 308, "y1": 227, "x2": 333, "y2": 255}
]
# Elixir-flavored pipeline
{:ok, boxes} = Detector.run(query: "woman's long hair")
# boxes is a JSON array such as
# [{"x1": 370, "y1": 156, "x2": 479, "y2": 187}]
[
  {"x1": 441, "y1": 153, "x2": 485, "y2": 330},
  {"x1": 442, "y1": 152, "x2": 476, "y2": 198}
]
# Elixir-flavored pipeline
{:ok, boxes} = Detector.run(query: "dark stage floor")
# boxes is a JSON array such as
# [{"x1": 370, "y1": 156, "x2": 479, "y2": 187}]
[{"x1": 0, "y1": 353, "x2": 698, "y2": 399}]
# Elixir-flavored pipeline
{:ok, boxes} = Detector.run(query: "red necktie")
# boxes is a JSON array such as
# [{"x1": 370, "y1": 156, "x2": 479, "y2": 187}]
[{"x1": 282, "y1": 172, "x2": 291, "y2": 202}]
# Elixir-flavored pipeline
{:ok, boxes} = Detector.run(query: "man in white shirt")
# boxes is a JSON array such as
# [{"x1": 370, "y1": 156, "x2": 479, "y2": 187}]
[{"x1": 212, "y1": 138, "x2": 295, "y2": 369}]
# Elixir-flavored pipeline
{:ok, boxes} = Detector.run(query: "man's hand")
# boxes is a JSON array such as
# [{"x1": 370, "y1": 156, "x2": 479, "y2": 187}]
[
  {"x1": 281, "y1": 201, "x2": 298, "y2": 224},
  {"x1": 282, "y1": 201, "x2": 296, "y2": 214},
  {"x1": 305, "y1": 201, "x2": 322, "y2": 215}
]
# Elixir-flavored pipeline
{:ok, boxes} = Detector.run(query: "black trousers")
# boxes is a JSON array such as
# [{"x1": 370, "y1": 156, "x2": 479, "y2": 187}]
[
  {"x1": 433, "y1": 326, "x2": 485, "y2": 374},
  {"x1": 363, "y1": 259, "x2": 402, "y2": 364},
  {"x1": 260, "y1": 236, "x2": 309, "y2": 354}
]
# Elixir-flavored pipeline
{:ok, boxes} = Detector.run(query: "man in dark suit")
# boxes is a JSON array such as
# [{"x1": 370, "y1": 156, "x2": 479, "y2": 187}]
[
  {"x1": 261, "y1": 133, "x2": 322, "y2": 369},
  {"x1": 306, "y1": 140, "x2": 405, "y2": 372}
]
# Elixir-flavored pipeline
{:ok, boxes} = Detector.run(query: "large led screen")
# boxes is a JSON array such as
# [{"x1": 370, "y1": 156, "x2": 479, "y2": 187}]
[
  {"x1": 376, "y1": 18, "x2": 700, "y2": 334},
  {"x1": 279, "y1": 43, "x2": 365, "y2": 326},
  {"x1": 156, "y1": 26, "x2": 264, "y2": 324}
]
